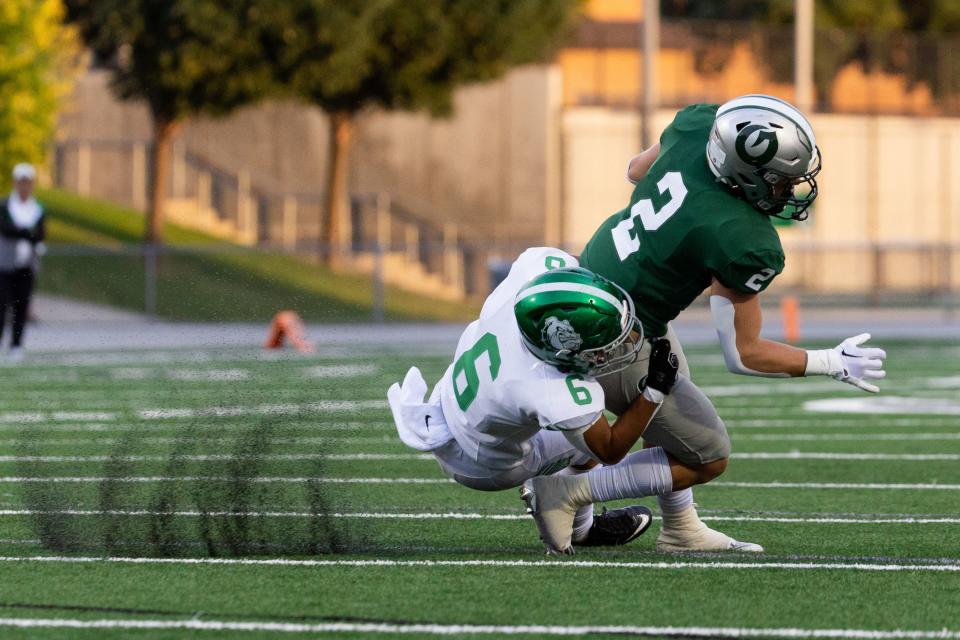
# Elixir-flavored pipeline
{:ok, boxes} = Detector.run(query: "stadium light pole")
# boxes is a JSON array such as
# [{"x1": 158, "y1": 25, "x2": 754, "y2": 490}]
[
  {"x1": 641, "y1": 0, "x2": 659, "y2": 149},
  {"x1": 794, "y1": 0, "x2": 814, "y2": 113}
]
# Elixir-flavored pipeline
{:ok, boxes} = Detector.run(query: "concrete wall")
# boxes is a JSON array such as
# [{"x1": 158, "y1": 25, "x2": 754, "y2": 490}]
[
  {"x1": 58, "y1": 66, "x2": 561, "y2": 248},
  {"x1": 560, "y1": 107, "x2": 960, "y2": 293}
]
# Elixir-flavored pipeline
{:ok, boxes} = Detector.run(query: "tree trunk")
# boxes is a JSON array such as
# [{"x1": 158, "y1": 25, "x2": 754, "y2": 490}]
[
  {"x1": 146, "y1": 117, "x2": 180, "y2": 245},
  {"x1": 322, "y1": 111, "x2": 354, "y2": 267}
]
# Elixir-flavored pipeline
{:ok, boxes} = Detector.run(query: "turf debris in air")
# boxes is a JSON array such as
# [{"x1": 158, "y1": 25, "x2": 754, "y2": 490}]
[{"x1": 16, "y1": 417, "x2": 365, "y2": 557}]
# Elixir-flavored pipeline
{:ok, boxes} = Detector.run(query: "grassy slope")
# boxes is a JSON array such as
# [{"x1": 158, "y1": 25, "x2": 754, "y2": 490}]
[{"x1": 37, "y1": 188, "x2": 478, "y2": 322}]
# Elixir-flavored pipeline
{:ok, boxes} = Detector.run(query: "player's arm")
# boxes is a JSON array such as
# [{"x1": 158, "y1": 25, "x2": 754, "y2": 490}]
[
  {"x1": 626, "y1": 143, "x2": 661, "y2": 184},
  {"x1": 566, "y1": 339, "x2": 678, "y2": 465},
  {"x1": 710, "y1": 278, "x2": 887, "y2": 392}
]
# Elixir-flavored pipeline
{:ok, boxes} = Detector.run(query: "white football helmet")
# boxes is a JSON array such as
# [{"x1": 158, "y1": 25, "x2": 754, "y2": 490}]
[{"x1": 706, "y1": 94, "x2": 821, "y2": 220}]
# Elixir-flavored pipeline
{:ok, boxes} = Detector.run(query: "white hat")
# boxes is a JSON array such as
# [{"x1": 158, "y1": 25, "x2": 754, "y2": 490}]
[{"x1": 12, "y1": 163, "x2": 35, "y2": 181}]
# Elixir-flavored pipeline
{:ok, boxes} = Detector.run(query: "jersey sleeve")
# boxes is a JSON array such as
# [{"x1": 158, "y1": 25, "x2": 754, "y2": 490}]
[
  {"x1": 714, "y1": 249, "x2": 785, "y2": 294},
  {"x1": 705, "y1": 206, "x2": 786, "y2": 294},
  {"x1": 530, "y1": 371, "x2": 604, "y2": 432}
]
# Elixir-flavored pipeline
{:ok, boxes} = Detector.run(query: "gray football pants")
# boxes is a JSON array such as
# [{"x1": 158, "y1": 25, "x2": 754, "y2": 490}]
[{"x1": 597, "y1": 324, "x2": 730, "y2": 466}]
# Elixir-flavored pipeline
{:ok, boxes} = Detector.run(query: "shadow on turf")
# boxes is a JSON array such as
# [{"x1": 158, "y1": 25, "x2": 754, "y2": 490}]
[{"x1": 16, "y1": 417, "x2": 367, "y2": 557}]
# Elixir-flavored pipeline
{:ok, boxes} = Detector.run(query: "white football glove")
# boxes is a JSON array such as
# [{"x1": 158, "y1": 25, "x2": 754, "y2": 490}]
[{"x1": 805, "y1": 333, "x2": 887, "y2": 393}]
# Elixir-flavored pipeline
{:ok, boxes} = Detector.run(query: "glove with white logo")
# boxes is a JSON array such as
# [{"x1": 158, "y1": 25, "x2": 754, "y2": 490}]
[
  {"x1": 641, "y1": 338, "x2": 680, "y2": 403},
  {"x1": 805, "y1": 333, "x2": 887, "y2": 393}
]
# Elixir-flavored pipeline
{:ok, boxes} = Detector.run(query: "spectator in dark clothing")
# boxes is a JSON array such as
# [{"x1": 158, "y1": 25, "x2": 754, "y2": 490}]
[{"x1": 0, "y1": 163, "x2": 46, "y2": 362}]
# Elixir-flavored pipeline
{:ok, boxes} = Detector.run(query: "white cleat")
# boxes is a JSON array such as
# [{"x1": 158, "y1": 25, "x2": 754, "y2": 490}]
[
  {"x1": 519, "y1": 474, "x2": 592, "y2": 555},
  {"x1": 656, "y1": 505, "x2": 764, "y2": 553},
  {"x1": 6, "y1": 347, "x2": 24, "y2": 364}
]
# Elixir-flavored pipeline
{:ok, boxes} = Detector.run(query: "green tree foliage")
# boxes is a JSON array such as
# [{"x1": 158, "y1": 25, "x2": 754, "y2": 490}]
[
  {"x1": 0, "y1": 0, "x2": 79, "y2": 192},
  {"x1": 263, "y1": 0, "x2": 582, "y2": 264},
  {"x1": 662, "y1": 0, "x2": 960, "y2": 110},
  {"x1": 64, "y1": 0, "x2": 276, "y2": 243}
]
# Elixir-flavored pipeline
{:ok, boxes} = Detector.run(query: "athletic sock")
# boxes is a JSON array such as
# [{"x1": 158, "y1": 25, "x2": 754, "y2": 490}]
[
  {"x1": 657, "y1": 488, "x2": 694, "y2": 515},
  {"x1": 585, "y1": 447, "x2": 673, "y2": 503},
  {"x1": 558, "y1": 466, "x2": 595, "y2": 542}
]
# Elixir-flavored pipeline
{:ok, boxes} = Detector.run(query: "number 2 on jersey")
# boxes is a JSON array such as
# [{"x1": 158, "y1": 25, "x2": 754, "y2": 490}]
[
  {"x1": 453, "y1": 332, "x2": 502, "y2": 411},
  {"x1": 612, "y1": 171, "x2": 688, "y2": 261}
]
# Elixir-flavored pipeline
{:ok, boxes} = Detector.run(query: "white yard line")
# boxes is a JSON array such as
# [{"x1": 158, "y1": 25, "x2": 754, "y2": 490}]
[
  {"x1": 1, "y1": 477, "x2": 959, "y2": 489},
  {"x1": 725, "y1": 418, "x2": 960, "y2": 429},
  {"x1": 0, "y1": 618, "x2": 956, "y2": 638},
  {"x1": 1, "y1": 452, "x2": 958, "y2": 463},
  {"x1": 736, "y1": 433, "x2": 960, "y2": 442},
  {"x1": 1, "y1": 509, "x2": 958, "y2": 525},
  {"x1": 0, "y1": 421, "x2": 393, "y2": 433},
  {"x1": 0, "y1": 476, "x2": 452, "y2": 484},
  {"x1": 0, "y1": 453, "x2": 435, "y2": 463},
  {"x1": 0, "y1": 556, "x2": 958, "y2": 573}
]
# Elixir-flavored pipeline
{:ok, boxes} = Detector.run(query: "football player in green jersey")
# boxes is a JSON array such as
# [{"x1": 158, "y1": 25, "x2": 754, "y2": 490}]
[{"x1": 527, "y1": 94, "x2": 887, "y2": 553}]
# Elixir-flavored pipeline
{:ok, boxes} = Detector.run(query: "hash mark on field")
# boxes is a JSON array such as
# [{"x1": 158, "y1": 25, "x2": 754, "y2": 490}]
[
  {"x1": 0, "y1": 618, "x2": 956, "y2": 638},
  {"x1": 138, "y1": 400, "x2": 388, "y2": 419},
  {"x1": 305, "y1": 364, "x2": 379, "y2": 378},
  {"x1": 1, "y1": 556, "x2": 959, "y2": 573}
]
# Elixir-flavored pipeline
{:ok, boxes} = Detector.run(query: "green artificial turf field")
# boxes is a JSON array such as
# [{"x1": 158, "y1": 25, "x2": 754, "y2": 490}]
[{"x1": 0, "y1": 338, "x2": 958, "y2": 638}]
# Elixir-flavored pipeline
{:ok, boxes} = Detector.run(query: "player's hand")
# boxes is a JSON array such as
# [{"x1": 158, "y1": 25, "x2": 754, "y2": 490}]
[
  {"x1": 832, "y1": 333, "x2": 886, "y2": 393},
  {"x1": 645, "y1": 338, "x2": 679, "y2": 395}
]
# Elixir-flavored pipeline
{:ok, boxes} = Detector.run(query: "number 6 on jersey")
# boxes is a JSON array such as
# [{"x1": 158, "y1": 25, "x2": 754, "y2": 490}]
[{"x1": 612, "y1": 172, "x2": 688, "y2": 261}]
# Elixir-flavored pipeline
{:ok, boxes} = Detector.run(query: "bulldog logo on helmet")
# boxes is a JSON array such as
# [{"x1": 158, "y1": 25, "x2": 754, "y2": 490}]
[{"x1": 542, "y1": 317, "x2": 583, "y2": 352}]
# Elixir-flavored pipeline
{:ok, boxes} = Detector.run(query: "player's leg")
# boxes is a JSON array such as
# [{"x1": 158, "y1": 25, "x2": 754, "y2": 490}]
[
  {"x1": 520, "y1": 430, "x2": 653, "y2": 550},
  {"x1": 10, "y1": 268, "x2": 33, "y2": 351}
]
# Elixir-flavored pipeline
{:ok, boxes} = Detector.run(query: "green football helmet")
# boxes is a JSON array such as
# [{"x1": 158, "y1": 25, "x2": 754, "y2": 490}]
[{"x1": 513, "y1": 267, "x2": 643, "y2": 376}]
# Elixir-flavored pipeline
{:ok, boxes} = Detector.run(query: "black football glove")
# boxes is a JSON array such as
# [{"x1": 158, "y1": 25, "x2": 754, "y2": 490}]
[{"x1": 644, "y1": 338, "x2": 679, "y2": 396}]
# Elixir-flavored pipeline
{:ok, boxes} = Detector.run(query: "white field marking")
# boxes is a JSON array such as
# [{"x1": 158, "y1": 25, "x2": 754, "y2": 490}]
[
  {"x1": 107, "y1": 367, "x2": 251, "y2": 381},
  {"x1": 0, "y1": 619, "x2": 957, "y2": 639},
  {"x1": 725, "y1": 418, "x2": 960, "y2": 429},
  {"x1": 0, "y1": 476, "x2": 452, "y2": 484},
  {"x1": 1, "y1": 452, "x2": 958, "y2": 463},
  {"x1": 0, "y1": 412, "x2": 117, "y2": 423},
  {"x1": 0, "y1": 421, "x2": 393, "y2": 434},
  {"x1": 731, "y1": 452, "x2": 960, "y2": 461},
  {"x1": 2, "y1": 477, "x2": 960, "y2": 490},
  {"x1": 0, "y1": 453, "x2": 433, "y2": 463},
  {"x1": 166, "y1": 369, "x2": 250, "y2": 381},
  {"x1": 924, "y1": 376, "x2": 960, "y2": 388},
  {"x1": 0, "y1": 619, "x2": 956, "y2": 639},
  {"x1": 736, "y1": 432, "x2": 960, "y2": 442},
  {"x1": 713, "y1": 481, "x2": 960, "y2": 491},
  {"x1": 698, "y1": 381, "x2": 846, "y2": 396},
  {"x1": 1, "y1": 556, "x2": 959, "y2": 573},
  {"x1": 2, "y1": 509, "x2": 960, "y2": 525},
  {"x1": 805, "y1": 397, "x2": 960, "y2": 416},
  {"x1": 0, "y1": 435, "x2": 402, "y2": 447},
  {"x1": 305, "y1": 364, "x2": 379, "y2": 378},
  {"x1": 138, "y1": 400, "x2": 388, "y2": 419}
]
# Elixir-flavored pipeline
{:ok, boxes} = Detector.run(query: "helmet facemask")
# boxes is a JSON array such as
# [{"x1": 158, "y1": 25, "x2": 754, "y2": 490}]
[
  {"x1": 561, "y1": 291, "x2": 644, "y2": 377},
  {"x1": 742, "y1": 147, "x2": 821, "y2": 221}
]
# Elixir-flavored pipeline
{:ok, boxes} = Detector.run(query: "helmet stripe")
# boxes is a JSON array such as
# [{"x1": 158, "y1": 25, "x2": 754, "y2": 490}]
[
  {"x1": 717, "y1": 94, "x2": 816, "y2": 147},
  {"x1": 517, "y1": 282, "x2": 624, "y2": 314}
]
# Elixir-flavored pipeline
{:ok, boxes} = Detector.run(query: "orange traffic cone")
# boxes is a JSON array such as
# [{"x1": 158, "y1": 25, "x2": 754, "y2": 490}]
[
  {"x1": 781, "y1": 296, "x2": 800, "y2": 344},
  {"x1": 264, "y1": 310, "x2": 314, "y2": 353}
]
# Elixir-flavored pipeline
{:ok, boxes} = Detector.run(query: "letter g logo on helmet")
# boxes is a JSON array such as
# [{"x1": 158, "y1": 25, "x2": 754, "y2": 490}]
[{"x1": 734, "y1": 124, "x2": 779, "y2": 165}]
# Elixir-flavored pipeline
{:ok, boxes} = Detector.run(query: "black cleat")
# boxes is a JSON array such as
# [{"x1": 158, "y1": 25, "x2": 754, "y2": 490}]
[{"x1": 577, "y1": 505, "x2": 653, "y2": 547}]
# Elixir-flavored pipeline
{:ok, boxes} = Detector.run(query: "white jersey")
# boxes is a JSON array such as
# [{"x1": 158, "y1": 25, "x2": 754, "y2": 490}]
[{"x1": 436, "y1": 248, "x2": 605, "y2": 470}]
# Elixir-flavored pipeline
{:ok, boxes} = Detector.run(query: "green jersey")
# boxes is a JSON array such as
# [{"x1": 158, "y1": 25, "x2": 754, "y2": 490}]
[{"x1": 580, "y1": 104, "x2": 785, "y2": 337}]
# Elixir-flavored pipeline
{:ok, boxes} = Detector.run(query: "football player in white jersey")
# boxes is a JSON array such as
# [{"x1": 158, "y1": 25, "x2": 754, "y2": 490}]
[{"x1": 389, "y1": 247, "x2": 757, "y2": 553}]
